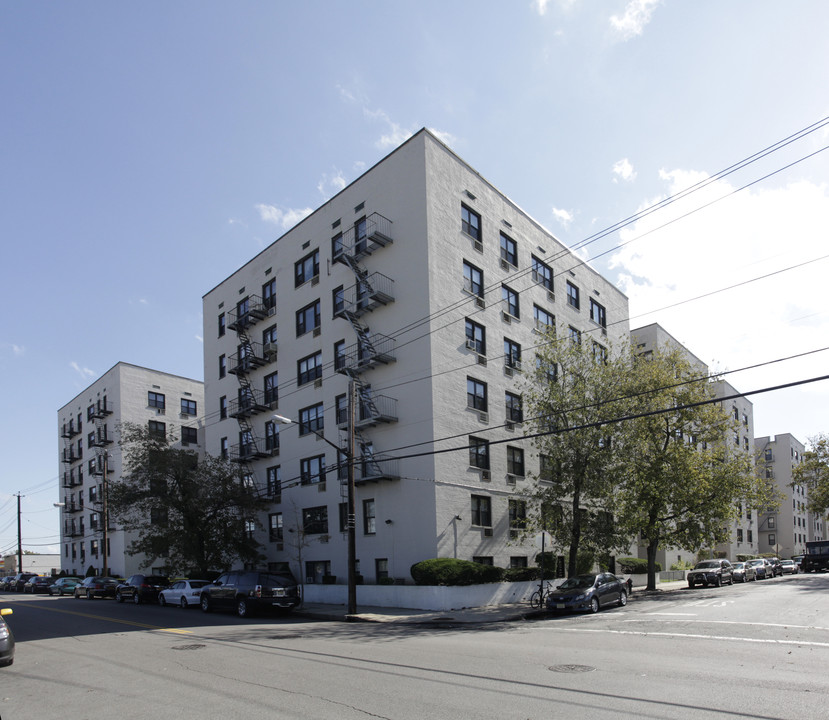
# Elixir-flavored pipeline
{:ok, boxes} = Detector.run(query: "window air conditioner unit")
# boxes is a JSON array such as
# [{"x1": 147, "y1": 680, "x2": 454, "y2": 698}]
[
  {"x1": 478, "y1": 412, "x2": 489, "y2": 423},
  {"x1": 481, "y1": 469, "x2": 491, "y2": 480},
  {"x1": 502, "y1": 311, "x2": 511, "y2": 324},
  {"x1": 548, "y1": 291, "x2": 555, "y2": 303},
  {"x1": 506, "y1": 474, "x2": 517, "y2": 485},
  {"x1": 477, "y1": 354, "x2": 487, "y2": 366},
  {"x1": 314, "y1": 378, "x2": 323, "y2": 389},
  {"x1": 473, "y1": 240, "x2": 483, "y2": 253},
  {"x1": 483, "y1": 528, "x2": 493, "y2": 537},
  {"x1": 311, "y1": 275, "x2": 320, "y2": 286},
  {"x1": 504, "y1": 366, "x2": 514, "y2": 378},
  {"x1": 475, "y1": 297, "x2": 486, "y2": 309},
  {"x1": 313, "y1": 327, "x2": 321, "y2": 337},
  {"x1": 157, "y1": 409, "x2": 165, "y2": 415},
  {"x1": 500, "y1": 259, "x2": 510, "y2": 271},
  {"x1": 465, "y1": 339, "x2": 478, "y2": 351},
  {"x1": 505, "y1": 421, "x2": 514, "y2": 431}
]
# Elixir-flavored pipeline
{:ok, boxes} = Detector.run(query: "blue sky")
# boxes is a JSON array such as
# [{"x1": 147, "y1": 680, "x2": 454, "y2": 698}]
[{"x1": 3, "y1": 1, "x2": 828, "y2": 554}]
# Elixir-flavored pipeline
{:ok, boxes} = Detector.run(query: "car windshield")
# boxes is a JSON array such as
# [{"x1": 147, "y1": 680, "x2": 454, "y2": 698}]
[
  {"x1": 733, "y1": 563, "x2": 744, "y2": 569},
  {"x1": 748, "y1": 560, "x2": 763, "y2": 566},
  {"x1": 188, "y1": 581, "x2": 209, "y2": 588},
  {"x1": 694, "y1": 561, "x2": 720, "y2": 569},
  {"x1": 557, "y1": 575, "x2": 596, "y2": 590}
]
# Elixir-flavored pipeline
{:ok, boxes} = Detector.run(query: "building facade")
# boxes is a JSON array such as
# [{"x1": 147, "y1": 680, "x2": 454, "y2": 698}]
[
  {"x1": 57, "y1": 362, "x2": 204, "y2": 577},
  {"x1": 629, "y1": 323, "x2": 757, "y2": 566},
  {"x1": 202, "y1": 129, "x2": 630, "y2": 585},
  {"x1": 755, "y1": 433, "x2": 825, "y2": 559}
]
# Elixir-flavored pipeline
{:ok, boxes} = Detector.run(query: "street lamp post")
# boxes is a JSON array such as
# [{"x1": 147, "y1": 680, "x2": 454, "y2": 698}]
[{"x1": 274, "y1": 379, "x2": 357, "y2": 615}]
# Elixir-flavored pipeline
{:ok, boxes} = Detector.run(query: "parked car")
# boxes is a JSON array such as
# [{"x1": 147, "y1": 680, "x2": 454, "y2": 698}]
[
  {"x1": 765, "y1": 557, "x2": 783, "y2": 577},
  {"x1": 687, "y1": 559, "x2": 733, "y2": 587},
  {"x1": 199, "y1": 570, "x2": 301, "y2": 617},
  {"x1": 158, "y1": 579, "x2": 211, "y2": 608},
  {"x1": 779, "y1": 559, "x2": 798, "y2": 575},
  {"x1": 747, "y1": 558, "x2": 772, "y2": 579},
  {"x1": 49, "y1": 577, "x2": 83, "y2": 596},
  {"x1": 115, "y1": 574, "x2": 171, "y2": 604},
  {"x1": 74, "y1": 576, "x2": 119, "y2": 599},
  {"x1": 731, "y1": 561, "x2": 757, "y2": 582},
  {"x1": 23, "y1": 576, "x2": 55, "y2": 594},
  {"x1": 9, "y1": 573, "x2": 37, "y2": 592},
  {"x1": 545, "y1": 572, "x2": 628, "y2": 614},
  {"x1": 0, "y1": 609, "x2": 13, "y2": 667},
  {"x1": 792, "y1": 555, "x2": 804, "y2": 571},
  {"x1": 0, "y1": 577, "x2": 13, "y2": 591}
]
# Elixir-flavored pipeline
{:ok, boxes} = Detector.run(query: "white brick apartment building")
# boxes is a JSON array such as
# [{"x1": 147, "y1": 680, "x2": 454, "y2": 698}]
[
  {"x1": 202, "y1": 129, "x2": 629, "y2": 585},
  {"x1": 57, "y1": 362, "x2": 204, "y2": 577},
  {"x1": 630, "y1": 323, "x2": 757, "y2": 565},
  {"x1": 756, "y1": 433, "x2": 825, "y2": 559}
]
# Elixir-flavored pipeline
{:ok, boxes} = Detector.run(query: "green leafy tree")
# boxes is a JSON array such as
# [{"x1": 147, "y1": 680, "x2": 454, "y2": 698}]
[
  {"x1": 614, "y1": 347, "x2": 770, "y2": 590},
  {"x1": 525, "y1": 335, "x2": 632, "y2": 578},
  {"x1": 792, "y1": 433, "x2": 829, "y2": 515},
  {"x1": 108, "y1": 423, "x2": 268, "y2": 576}
]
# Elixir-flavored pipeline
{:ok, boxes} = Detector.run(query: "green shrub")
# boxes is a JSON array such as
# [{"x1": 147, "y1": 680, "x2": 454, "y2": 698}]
[
  {"x1": 503, "y1": 567, "x2": 540, "y2": 582},
  {"x1": 617, "y1": 557, "x2": 661, "y2": 573},
  {"x1": 410, "y1": 558, "x2": 504, "y2": 586},
  {"x1": 377, "y1": 576, "x2": 395, "y2": 585}
]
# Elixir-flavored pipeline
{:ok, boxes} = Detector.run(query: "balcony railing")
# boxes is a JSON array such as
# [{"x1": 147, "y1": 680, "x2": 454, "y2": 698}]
[
  {"x1": 228, "y1": 295, "x2": 271, "y2": 331},
  {"x1": 228, "y1": 342, "x2": 274, "y2": 376},
  {"x1": 355, "y1": 395, "x2": 398, "y2": 427},
  {"x1": 229, "y1": 439, "x2": 272, "y2": 463},
  {"x1": 89, "y1": 461, "x2": 113, "y2": 476},
  {"x1": 355, "y1": 453, "x2": 400, "y2": 485},
  {"x1": 332, "y1": 212, "x2": 393, "y2": 264},
  {"x1": 229, "y1": 389, "x2": 272, "y2": 418},
  {"x1": 91, "y1": 400, "x2": 113, "y2": 418},
  {"x1": 61, "y1": 422, "x2": 81, "y2": 439},
  {"x1": 333, "y1": 272, "x2": 395, "y2": 320},
  {"x1": 335, "y1": 334, "x2": 396, "y2": 374}
]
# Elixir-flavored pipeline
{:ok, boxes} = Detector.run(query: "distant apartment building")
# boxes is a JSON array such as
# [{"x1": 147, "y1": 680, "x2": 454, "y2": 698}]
[
  {"x1": 202, "y1": 128, "x2": 630, "y2": 584},
  {"x1": 630, "y1": 324, "x2": 757, "y2": 566},
  {"x1": 755, "y1": 433, "x2": 825, "y2": 559},
  {"x1": 57, "y1": 362, "x2": 204, "y2": 577}
]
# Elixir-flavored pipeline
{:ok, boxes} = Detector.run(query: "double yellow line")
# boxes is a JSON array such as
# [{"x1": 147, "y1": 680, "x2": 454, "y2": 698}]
[{"x1": 12, "y1": 601, "x2": 194, "y2": 635}]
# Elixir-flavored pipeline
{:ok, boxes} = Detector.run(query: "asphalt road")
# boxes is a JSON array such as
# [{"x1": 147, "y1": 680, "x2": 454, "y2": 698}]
[{"x1": 1, "y1": 573, "x2": 827, "y2": 719}]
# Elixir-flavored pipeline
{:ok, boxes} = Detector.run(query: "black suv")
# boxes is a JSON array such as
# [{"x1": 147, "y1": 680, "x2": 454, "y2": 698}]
[
  {"x1": 115, "y1": 574, "x2": 171, "y2": 604},
  {"x1": 199, "y1": 570, "x2": 300, "y2": 617},
  {"x1": 687, "y1": 559, "x2": 733, "y2": 587},
  {"x1": 9, "y1": 573, "x2": 36, "y2": 592}
]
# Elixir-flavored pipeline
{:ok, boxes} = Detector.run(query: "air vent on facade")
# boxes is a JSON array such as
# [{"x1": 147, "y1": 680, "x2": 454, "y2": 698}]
[
  {"x1": 500, "y1": 259, "x2": 510, "y2": 271},
  {"x1": 477, "y1": 354, "x2": 487, "y2": 366},
  {"x1": 473, "y1": 241, "x2": 483, "y2": 253},
  {"x1": 314, "y1": 379, "x2": 323, "y2": 389},
  {"x1": 478, "y1": 412, "x2": 489, "y2": 423},
  {"x1": 481, "y1": 469, "x2": 491, "y2": 480},
  {"x1": 506, "y1": 474, "x2": 517, "y2": 486},
  {"x1": 313, "y1": 327, "x2": 321, "y2": 337},
  {"x1": 483, "y1": 528, "x2": 493, "y2": 537},
  {"x1": 502, "y1": 312, "x2": 512, "y2": 324},
  {"x1": 311, "y1": 275, "x2": 320, "y2": 286},
  {"x1": 475, "y1": 297, "x2": 486, "y2": 309}
]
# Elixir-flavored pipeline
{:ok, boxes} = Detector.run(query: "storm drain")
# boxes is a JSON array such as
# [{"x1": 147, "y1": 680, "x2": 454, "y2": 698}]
[
  {"x1": 171, "y1": 644, "x2": 206, "y2": 651},
  {"x1": 548, "y1": 664, "x2": 595, "y2": 673}
]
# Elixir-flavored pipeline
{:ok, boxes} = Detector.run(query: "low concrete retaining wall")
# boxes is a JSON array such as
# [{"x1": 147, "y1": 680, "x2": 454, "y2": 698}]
[{"x1": 301, "y1": 579, "x2": 541, "y2": 611}]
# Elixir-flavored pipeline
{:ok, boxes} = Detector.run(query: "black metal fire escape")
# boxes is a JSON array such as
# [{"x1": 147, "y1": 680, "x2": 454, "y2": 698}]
[{"x1": 332, "y1": 213, "x2": 400, "y2": 485}]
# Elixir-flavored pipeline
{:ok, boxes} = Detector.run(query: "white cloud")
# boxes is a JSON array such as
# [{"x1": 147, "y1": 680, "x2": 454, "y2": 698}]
[
  {"x1": 317, "y1": 169, "x2": 347, "y2": 199},
  {"x1": 12, "y1": 344, "x2": 24, "y2": 356},
  {"x1": 608, "y1": 170, "x2": 829, "y2": 439},
  {"x1": 364, "y1": 108, "x2": 416, "y2": 149},
  {"x1": 552, "y1": 206, "x2": 574, "y2": 226},
  {"x1": 195, "y1": 335, "x2": 203, "y2": 344},
  {"x1": 613, "y1": 158, "x2": 637, "y2": 183},
  {"x1": 532, "y1": 0, "x2": 551, "y2": 16},
  {"x1": 70, "y1": 361, "x2": 96, "y2": 381},
  {"x1": 428, "y1": 128, "x2": 458, "y2": 147},
  {"x1": 255, "y1": 203, "x2": 313, "y2": 231},
  {"x1": 609, "y1": 0, "x2": 661, "y2": 40}
]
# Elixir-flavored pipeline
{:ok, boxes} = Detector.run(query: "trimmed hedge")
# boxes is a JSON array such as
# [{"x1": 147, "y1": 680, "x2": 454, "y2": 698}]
[
  {"x1": 503, "y1": 567, "x2": 541, "y2": 582},
  {"x1": 410, "y1": 558, "x2": 504, "y2": 586},
  {"x1": 617, "y1": 557, "x2": 661, "y2": 573}
]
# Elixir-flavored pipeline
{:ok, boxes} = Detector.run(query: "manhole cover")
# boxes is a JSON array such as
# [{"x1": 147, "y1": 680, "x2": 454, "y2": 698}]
[
  {"x1": 549, "y1": 664, "x2": 595, "y2": 673},
  {"x1": 171, "y1": 644, "x2": 206, "y2": 651}
]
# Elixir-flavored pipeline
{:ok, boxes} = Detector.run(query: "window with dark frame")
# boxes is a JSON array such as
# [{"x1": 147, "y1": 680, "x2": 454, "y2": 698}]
[
  {"x1": 461, "y1": 204, "x2": 481, "y2": 241},
  {"x1": 269, "y1": 513, "x2": 283, "y2": 542},
  {"x1": 218, "y1": 313, "x2": 226, "y2": 337},
  {"x1": 302, "y1": 505, "x2": 328, "y2": 535},
  {"x1": 181, "y1": 426, "x2": 198, "y2": 445},
  {"x1": 296, "y1": 300, "x2": 321, "y2": 336},
  {"x1": 264, "y1": 371, "x2": 278, "y2": 404},
  {"x1": 500, "y1": 232, "x2": 517, "y2": 266},
  {"x1": 180, "y1": 398, "x2": 197, "y2": 415},
  {"x1": 299, "y1": 403, "x2": 324, "y2": 435},
  {"x1": 532, "y1": 256, "x2": 553, "y2": 291},
  {"x1": 504, "y1": 338, "x2": 521, "y2": 368},
  {"x1": 219, "y1": 354, "x2": 226, "y2": 378},
  {"x1": 300, "y1": 455, "x2": 326, "y2": 485},
  {"x1": 590, "y1": 298, "x2": 606, "y2": 328},
  {"x1": 463, "y1": 260, "x2": 484, "y2": 297},
  {"x1": 467, "y1": 377, "x2": 488, "y2": 411},
  {"x1": 264, "y1": 420, "x2": 279, "y2": 452},
  {"x1": 148, "y1": 420, "x2": 166, "y2": 439},
  {"x1": 219, "y1": 395, "x2": 227, "y2": 419},
  {"x1": 148, "y1": 391, "x2": 165, "y2": 409},
  {"x1": 465, "y1": 318, "x2": 485, "y2": 354},
  {"x1": 502, "y1": 284, "x2": 519, "y2": 318},
  {"x1": 505, "y1": 391, "x2": 523, "y2": 423},
  {"x1": 297, "y1": 351, "x2": 323, "y2": 386},
  {"x1": 507, "y1": 446, "x2": 525, "y2": 476},
  {"x1": 267, "y1": 465, "x2": 281, "y2": 498},
  {"x1": 262, "y1": 278, "x2": 276, "y2": 311},
  {"x1": 534, "y1": 305, "x2": 554, "y2": 330},
  {"x1": 471, "y1": 495, "x2": 492, "y2": 527},
  {"x1": 295, "y1": 250, "x2": 320, "y2": 287},
  {"x1": 363, "y1": 499, "x2": 376, "y2": 535},
  {"x1": 566, "y1": 281, "x2": 580, "y2": 310},
  {"x1": 469, "y1": 436, "x2": 490, "y2": 469}
]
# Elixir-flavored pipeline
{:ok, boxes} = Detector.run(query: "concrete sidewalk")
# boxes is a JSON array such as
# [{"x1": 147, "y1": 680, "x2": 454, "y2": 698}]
[{"x1": 294, "y1": 579, "x2": 689, "y2": 625}]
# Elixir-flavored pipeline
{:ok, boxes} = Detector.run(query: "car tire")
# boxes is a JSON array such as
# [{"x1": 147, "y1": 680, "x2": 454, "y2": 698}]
[
  {"x1": 180, "y1": 596, "x2": 188, "y2": 609},
  {"x1": 200, "y1": 595, "x2": 211, "y2": 613},
  {"x1": 618, "y1": 590, "x2": 627, "y2": 607},
  {"x1": 133, "y1": 592, "x2": 141, "y2": 605},
  {"x1": 589, "y1": 597, "x2": 600, "y2": 614},
  {"x1": 115, "y1": 591, "x2": 123, "y2": 603},
  {"x1": 688, "y1": 582, "x2": 694, "y2": 589},
  {"x1": 158, "y1": 593, "x2": 166, "y2": 607},
  {"x1": 86, "y1": 590, "x2": 93, "y2": 600},
  {"x1": 715, "y1": 576, "x2": 721, "y2": 587},
  {"x1": 236, "y1": 598, "x2": 251, "y2": 618}
]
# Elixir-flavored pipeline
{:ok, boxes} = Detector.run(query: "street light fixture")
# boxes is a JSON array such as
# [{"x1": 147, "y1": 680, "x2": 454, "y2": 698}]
[{"x1": 273, "y1": 379, "x2": 357, "y2": 615}]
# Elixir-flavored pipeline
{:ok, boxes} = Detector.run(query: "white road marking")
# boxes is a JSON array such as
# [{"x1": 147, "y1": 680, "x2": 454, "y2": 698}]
[
  {"x1": 544, "y1": 627, "x2": 829, "y2": 648},
  {"x1": 627, "y1": 618, "x2": 829, "y2": 631},
  {"x1": 647, "y1": 612, "x2": 697, "y2": 616}
]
